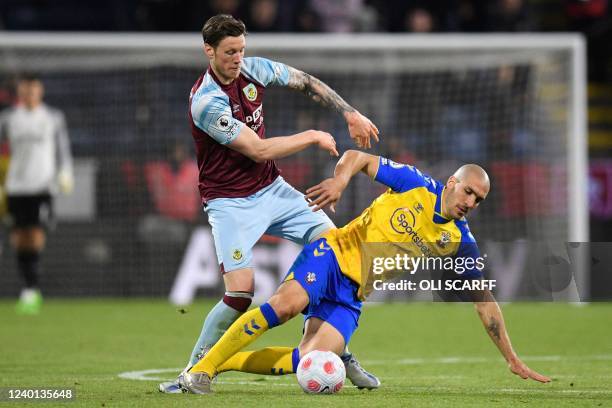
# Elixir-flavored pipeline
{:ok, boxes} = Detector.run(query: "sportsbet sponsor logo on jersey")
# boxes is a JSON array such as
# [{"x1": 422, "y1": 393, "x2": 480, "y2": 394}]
[{"x1": 390, "y1": 207, "x2": 433, "y2": 257}]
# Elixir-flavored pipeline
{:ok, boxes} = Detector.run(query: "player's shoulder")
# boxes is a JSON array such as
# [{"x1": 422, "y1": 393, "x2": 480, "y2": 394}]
[
  {"x1": 241, "y1": 57, "x2": 289, "y2": 87},
  {"x1": 454, "y1": 218, "x2": 477, "y2": 244},
  {"x1": 191, "y1": 73, "x2": 230, "y2": 113},
  {"x1": 378, "y1": 157, "x2": 440, "y2": 193},
  {"x1": 45, "y1": 105, "x2": 66, "y2": 121}
]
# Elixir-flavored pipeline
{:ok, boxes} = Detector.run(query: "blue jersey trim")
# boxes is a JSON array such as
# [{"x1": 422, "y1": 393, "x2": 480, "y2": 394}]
[{"x1": 454, "y1": 219, "x2": 484, "y2": 279}]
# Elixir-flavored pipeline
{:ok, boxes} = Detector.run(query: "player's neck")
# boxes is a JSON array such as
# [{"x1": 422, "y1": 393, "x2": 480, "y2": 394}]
[
  {"x1": 21, "y1": 101, "x2": 42, "y2": 111},
  {"x1": 440, "y1": 187, "x2": 451, "y2": 220}
]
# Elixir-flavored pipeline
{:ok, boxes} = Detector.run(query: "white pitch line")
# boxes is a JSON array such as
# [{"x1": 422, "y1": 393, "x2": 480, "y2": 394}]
[{"x1": 118, "y1": 354, "x2": 612, "y2": 385}]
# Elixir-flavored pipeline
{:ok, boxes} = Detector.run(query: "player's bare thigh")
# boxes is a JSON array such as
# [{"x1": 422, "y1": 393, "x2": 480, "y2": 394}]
[
  {"x1": 299, "y1": 317, "x2": 345, "y2": 356},
  {"x1": 223, "y1": 267, "x2": 254, "y2": 293},
  {"x1": 267, "y1": 279, "x2": 309, "y2": 323},
  {"x1": 10, "y1": 227, "x2": 46, "y2": 251}
]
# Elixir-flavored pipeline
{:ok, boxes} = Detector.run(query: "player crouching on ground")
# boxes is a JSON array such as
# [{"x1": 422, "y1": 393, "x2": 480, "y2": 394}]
[{"x1": 178, "y1": 150, "x2": 551, "y2": 394}]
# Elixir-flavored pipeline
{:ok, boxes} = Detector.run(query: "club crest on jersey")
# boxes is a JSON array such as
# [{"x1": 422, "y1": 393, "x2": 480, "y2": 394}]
[
  {"x1": 243, "y1": 83, "x2": 257, "y2": 101},
  {"x1": 232, "y1": 249, "x2": 243, "y2": 261},
  {"x1": 437, "y1": 231, "x2": 451, "y2": 248},
  {"x1": 306, "y1": 272, "x2": 316, "y2": 284}
]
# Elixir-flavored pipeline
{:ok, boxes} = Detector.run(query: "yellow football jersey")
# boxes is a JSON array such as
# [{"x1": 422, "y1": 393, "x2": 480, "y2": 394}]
[{"x1": 323, "y1": 157, "x2": 482, "y2": 299}]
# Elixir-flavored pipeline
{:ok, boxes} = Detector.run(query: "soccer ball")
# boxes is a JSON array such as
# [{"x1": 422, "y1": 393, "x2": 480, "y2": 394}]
[{"x1": 296, "y1": 350, "x2": 345, "y2": 394}]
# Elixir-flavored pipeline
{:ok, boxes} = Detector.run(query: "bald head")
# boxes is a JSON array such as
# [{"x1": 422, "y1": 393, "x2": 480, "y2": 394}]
[
  {"x1": 442, "y1": 164, "x2": 490, "y2": 220},
  {"x1": 453, "y1": 164, "x2": 490, "y2": 191}
]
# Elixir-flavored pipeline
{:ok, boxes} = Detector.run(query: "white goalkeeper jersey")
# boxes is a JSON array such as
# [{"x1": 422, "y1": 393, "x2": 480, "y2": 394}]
[{"x1": 0, "y1": 103, "x2": 72, "y2": 195}]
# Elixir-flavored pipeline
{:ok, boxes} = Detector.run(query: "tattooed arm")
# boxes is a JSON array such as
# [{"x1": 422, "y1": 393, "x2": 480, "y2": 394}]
[
  {"x1": 286, "y1": 66, "x2": 379, "y2": 149},
  {"x1": 473, "y1": 289, "x2": 551, "y2": 383}
]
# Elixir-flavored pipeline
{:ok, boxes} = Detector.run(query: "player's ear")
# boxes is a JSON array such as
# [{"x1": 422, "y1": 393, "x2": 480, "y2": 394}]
[
  {"x1": 203, "y1": 43, "x2": 215, "y2": 60},
  {"x1": 447, "y1": 175, "x2": 458, "y2": 188}
]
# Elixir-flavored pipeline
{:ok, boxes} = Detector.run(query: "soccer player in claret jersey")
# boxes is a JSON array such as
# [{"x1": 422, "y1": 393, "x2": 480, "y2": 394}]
[
  {"x1": 0, "y1": 74, "x2": 74, "y2": 314},
  {"x1": 159, "y1": 14, "x2": 380, "y2": 392},
  {"x1": 178, "y1": 150, "x2": 551, "y2": 394}
]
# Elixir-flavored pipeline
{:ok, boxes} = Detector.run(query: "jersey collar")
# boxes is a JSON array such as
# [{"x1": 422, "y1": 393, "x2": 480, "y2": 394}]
[{"x1": 433, "y1": 184, "x2": 451, "y2": 224}]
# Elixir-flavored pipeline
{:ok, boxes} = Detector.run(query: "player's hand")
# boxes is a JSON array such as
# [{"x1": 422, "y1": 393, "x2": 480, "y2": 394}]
[
  {"x1": 508, "y1": 358, "x2": 551, "y2": 383},
  {"x1": 345, "y1": 111, "x2": 379, "y2": 150},
  {"x1": 305, "y1": 177, "x2": 345, "y2": 213},
  {"x1": 312, "y1": 131, "x2": 339, "y2": 157},
  {"x1": 58, "y1": 169, "x2": 74, "y2": 194}
]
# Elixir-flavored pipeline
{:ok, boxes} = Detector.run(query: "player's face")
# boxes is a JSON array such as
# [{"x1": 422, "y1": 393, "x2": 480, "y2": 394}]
[
  {"x1": 444, "y1": 174, "x2": 489, "y2": 219},
  {"x1": 17, "y1": 80, "x2": 44, "y2": 109},
  {"x1": 205, "y1": 35, "x2": 246, "y2": 84}
]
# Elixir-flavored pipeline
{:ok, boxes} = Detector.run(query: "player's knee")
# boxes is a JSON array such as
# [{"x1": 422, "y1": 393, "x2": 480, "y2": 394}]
[
  {"x1": 222, "y1": 291, "x2": 253, "y2": 313},
  {"x1": 222, "y1": 266, "x2": 255, "y2": 293},
  {"x1": 267, "y1": 295, "x2": 302, "y2": 323}
]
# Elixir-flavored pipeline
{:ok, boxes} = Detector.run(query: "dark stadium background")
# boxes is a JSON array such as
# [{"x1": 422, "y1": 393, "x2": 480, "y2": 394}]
[{"x1": 0, "y1": 0, "x2": 611, "y2": 300}]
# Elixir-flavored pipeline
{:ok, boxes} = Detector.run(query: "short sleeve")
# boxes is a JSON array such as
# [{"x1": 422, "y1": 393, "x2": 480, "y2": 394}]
[
  {"x1": 241, "y1": 57, "x2": 290, "y2": 87},
  {"x1": 374, "y1": 156, "x2": 438, "y2": 193},
  {"x1": 190, "y1": 94, "x2": 244, "y2": 145},
  {"x1": 453, "y1": 224, "x2": 484, "y2": 280}
]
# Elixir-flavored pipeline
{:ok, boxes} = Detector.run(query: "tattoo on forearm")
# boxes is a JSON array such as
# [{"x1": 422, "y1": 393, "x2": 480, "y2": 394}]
[
  {"x1": 487, "y1": 317, "x2": 501, "y2": 341},
  {"x1": 288, "y1": 67, "x2": 355, "y2": 114}
]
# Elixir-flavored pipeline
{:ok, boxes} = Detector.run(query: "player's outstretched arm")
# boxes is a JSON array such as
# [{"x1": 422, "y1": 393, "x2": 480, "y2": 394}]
[
  {"x1": 286, "y1": 67, "x2": 379, "y2": 149},
  {"x1": 229, "y1": 124, "x2": 338, "y2": 162},
  {"x1": 306, "y1": 150, "x2": 378, "y2": 212},
  {"x1": 472, "y1": 289, "x2": 551, "y2": 383}
]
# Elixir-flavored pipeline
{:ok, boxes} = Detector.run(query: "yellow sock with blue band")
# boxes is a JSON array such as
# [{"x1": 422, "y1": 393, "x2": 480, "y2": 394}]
[
  {"x1": 190, "y1": 303, "x2": 280, "y2": 377},
  {"x1": 217, "y1": 347, "x2": 300, "y2": 375}
]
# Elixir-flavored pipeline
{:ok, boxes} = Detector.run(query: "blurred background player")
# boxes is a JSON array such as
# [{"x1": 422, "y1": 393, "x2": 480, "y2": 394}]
[
  {"x1": 180, "y1": 150, "x2": 551, "y2": 394},
  {"x1": 0, "y1": 74, "x2": 74, "y2": 314},
  {"x1": 159, "y1": 14, "x2": 381, "y2": 393}
]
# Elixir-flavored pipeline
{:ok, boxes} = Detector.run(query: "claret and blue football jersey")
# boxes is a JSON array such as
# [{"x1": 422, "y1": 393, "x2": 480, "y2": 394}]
[{"x1": 189, "y1": 57, "x2": 290, "y2": 203}]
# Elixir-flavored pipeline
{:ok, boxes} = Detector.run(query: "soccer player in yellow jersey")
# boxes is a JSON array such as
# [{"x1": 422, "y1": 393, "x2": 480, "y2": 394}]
[{"x1": 179, "y1": 150, "x2": 551, "y2": 393}]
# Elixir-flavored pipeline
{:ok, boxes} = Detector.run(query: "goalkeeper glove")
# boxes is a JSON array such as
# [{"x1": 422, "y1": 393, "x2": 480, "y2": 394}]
[{"x1": 58, "y1": 169, "x2": 74, "y2": 194}]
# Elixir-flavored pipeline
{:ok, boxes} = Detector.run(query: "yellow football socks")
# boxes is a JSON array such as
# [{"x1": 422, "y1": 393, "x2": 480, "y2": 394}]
[
  {"x1": 218, "y1": 347, "x2": 298, "y2": 375},
  {"x1": 190, "y1": 303, "x2": 280, "y2": 377}
]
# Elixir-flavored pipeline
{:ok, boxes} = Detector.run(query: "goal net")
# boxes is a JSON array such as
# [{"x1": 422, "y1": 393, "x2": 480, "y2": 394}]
[{"x1": 0, "y1": 33, "x2": 587, "y2": 300}]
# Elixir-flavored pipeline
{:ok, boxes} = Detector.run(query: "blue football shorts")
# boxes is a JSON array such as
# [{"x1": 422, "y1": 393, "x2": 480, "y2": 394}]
[
  {"x1": 205, "y1": 176, "x2": 335, "y2": 272},
  {"x1": 283, "y1": 237, "x2": 362, "y2": 346}
]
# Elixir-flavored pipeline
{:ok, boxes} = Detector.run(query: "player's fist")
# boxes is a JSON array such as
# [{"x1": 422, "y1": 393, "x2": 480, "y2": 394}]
[
  {"x1": 58, "y1": 169, "x2": 74, "y2": 194},
  {"x1": 345, "y1": 111, "x2": 379, "y2": 150},
  {"x1": 311, "y1": 131, "x2": 338, "y2": 157}
]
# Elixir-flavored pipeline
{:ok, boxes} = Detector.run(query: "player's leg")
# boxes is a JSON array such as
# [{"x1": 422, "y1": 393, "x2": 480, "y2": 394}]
[
  {"x1": 265, "y1": 178, "x2": 379, "y2": 389},
  {"x1": 185, "y1": 197, "x2": 269, "y2": 366},
  {"x1": 8, "y1": 195, "x2": 50, "y2": 315},
  {"x1": 185, "y1": 267, "x2": 254, "y2": 367},
  {"x1": 179, "y1": 278, "x2": 308, "y2": 393},
  {"x1": 215, "y1": 317, "x2": 345, "y2": 376},
  {"x1": 160, "y1": 195, "x2": 272, "y2": 393},
  {"x1": 180, "y1": 238, "x2": 329, "y2": 393}
]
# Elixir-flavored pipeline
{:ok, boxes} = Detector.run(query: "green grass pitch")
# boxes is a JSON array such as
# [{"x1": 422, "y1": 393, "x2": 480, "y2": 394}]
[{"x1": 1, "y1": 300, "x2": 611, "y2": 407}]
